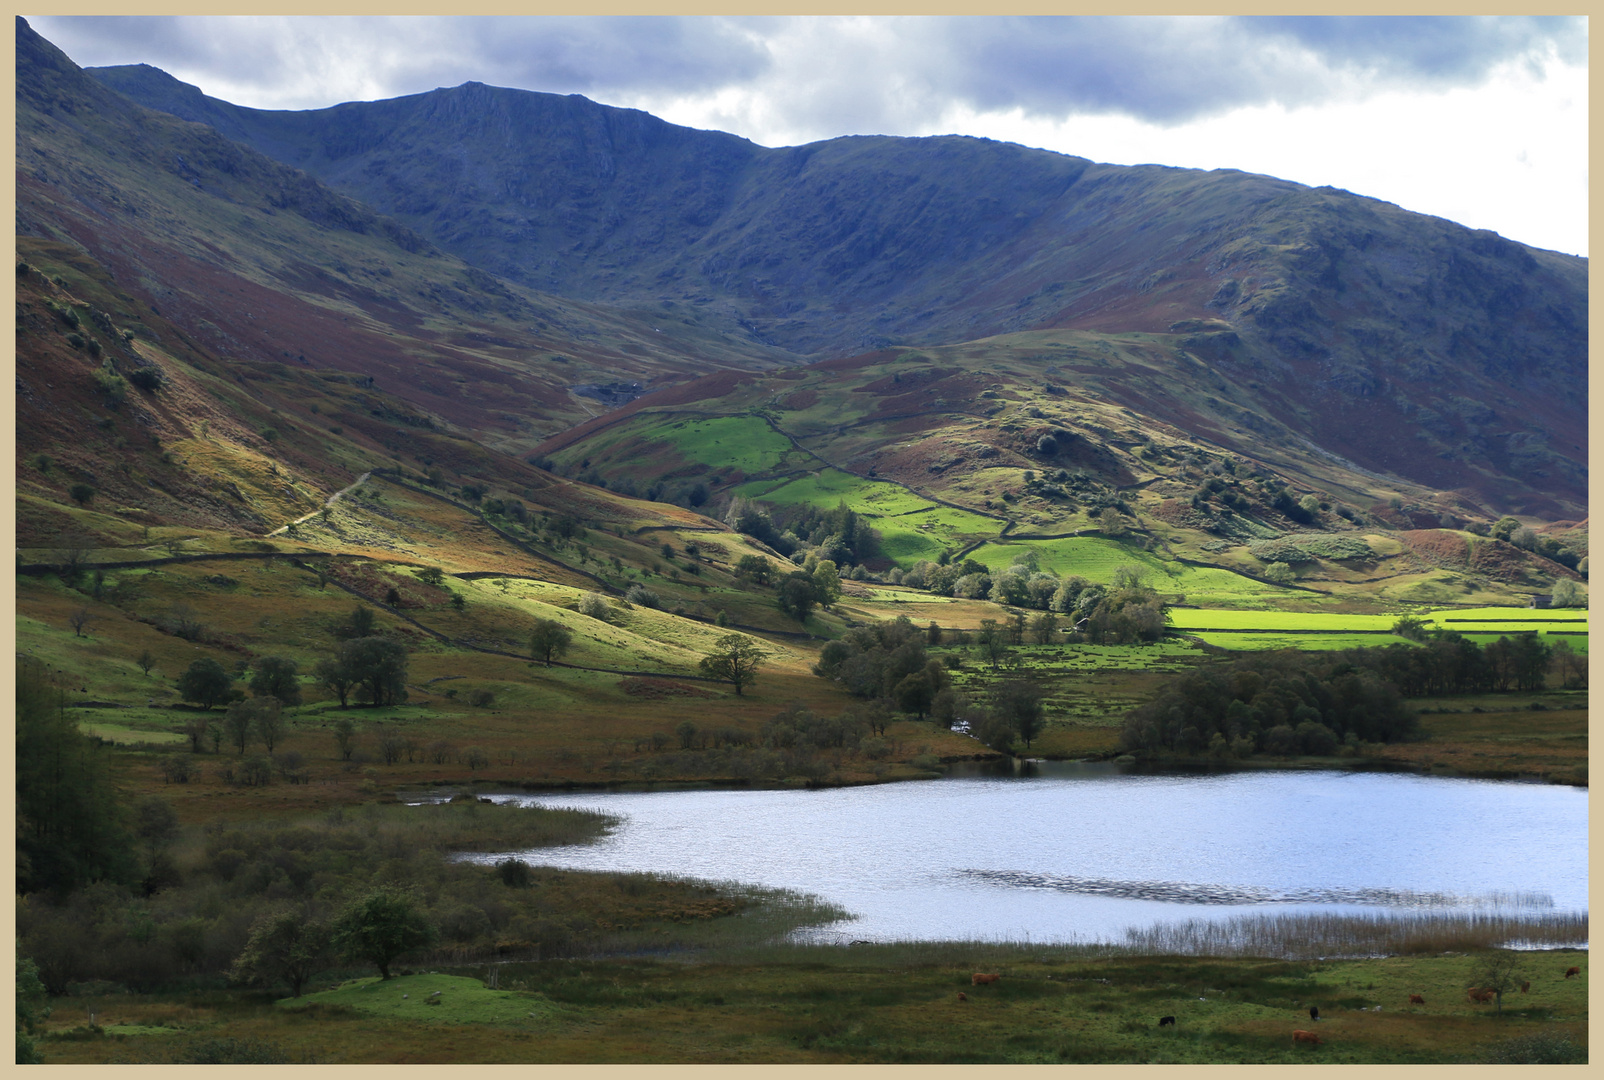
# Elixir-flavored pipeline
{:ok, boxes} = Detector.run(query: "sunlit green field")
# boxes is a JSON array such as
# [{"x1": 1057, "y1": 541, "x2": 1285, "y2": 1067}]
[{"x1": 654, "y1": 416, "x2": 795, "y2": 474}]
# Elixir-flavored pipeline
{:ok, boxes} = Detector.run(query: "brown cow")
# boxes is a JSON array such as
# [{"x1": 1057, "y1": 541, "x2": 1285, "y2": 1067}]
[
  {"x1": 972, "y1": 973, "x2": 1000, "y2": 986},
  {"x1": 1408, "y1": 994, "x2": 1425, "y2": 1005},
  {"x1": 1519, "y1": 981, "x2": 1530, "y2": 994},
  {"x1": 1467, "y1": 988, "x2": 1496, "y2": 1005},
  {"x1": 956, "y1": 992, "x2": 968, "y2": 1003},
  {"x1": 1565, "y1": 966, "x2": 1580, "y2": 979},
  {"x1": 1292, "y1": 1030, "x2": 1323, "y2": 1046}
]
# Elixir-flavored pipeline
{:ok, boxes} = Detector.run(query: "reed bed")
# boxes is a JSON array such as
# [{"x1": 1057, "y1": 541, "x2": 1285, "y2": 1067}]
[{"x1": 1120, "y1": 909, "x2": 1589, "y2": 959}]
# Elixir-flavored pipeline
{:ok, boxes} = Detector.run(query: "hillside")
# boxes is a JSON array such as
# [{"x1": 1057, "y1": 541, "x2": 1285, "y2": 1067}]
[
  {"x1": 86, "y1": 59, "x2": 1589, "y2": 520},
  {"x1": 17, "y1": 20, "x2": 793, "y2": 467}
]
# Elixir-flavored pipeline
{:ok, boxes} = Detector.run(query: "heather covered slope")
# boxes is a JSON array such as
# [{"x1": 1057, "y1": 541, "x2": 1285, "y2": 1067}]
[
  {"x1": 89, "y1": 59, "x2": 1587, "y2": 517},
  {"x1": 17, "y1": 19, "x2": 793, "y2": 462}
]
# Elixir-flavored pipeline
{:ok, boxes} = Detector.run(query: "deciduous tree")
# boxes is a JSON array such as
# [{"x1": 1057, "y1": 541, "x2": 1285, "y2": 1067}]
[
  {"x1": 331, "y1": 887, "x2": 436, "y2": 980},
  {"x1": 698, "y1": 634, "x2": 769, "y2": 696}
]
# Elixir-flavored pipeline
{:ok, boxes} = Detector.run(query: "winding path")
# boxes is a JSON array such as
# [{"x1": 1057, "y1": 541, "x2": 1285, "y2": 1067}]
[{"x1": 266, "y1": 471, "x2": 371, "y2": 537}]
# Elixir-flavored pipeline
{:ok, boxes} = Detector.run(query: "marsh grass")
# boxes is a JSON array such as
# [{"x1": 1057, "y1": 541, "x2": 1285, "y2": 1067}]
[{"x1": 1120, "y1": 910, "x2": 1589, "y2": 960}]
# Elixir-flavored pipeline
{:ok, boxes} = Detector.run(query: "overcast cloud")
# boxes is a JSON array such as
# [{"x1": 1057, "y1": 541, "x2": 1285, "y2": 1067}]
[{"x1": 25, "y1": 15, "x2": 1589, "y2": 255}]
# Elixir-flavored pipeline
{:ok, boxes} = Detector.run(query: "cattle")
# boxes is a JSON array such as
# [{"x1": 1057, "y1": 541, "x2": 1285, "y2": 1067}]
[
  {"x1": 1408, "y1": 994, "x2": 1424, "y2": 1005},
  {"x1": 1519, "y1": 982, "x2": 1530, "y2": 994},
  {"x1": 956, "y1": 992, "x2": 967, "y2": 1003},
  {"x1": 972, "y1": 973, "x2": 1000, "y2": 986},
  {"x1": 1158, "y1": 1016, "x2": 1175, "y2": 1027},
  {"x1": 1565, "y1": 966, "x2": 1580, "y2": 979},
  {"x1": 1467, "y1": 988, "x2": 1495, "y2": 1005},
  {"x1": 1308, "y1": 1006, "x2": 1319, "y2": 1021},
  {"x1": 1292, "y1": 1030, "x2": 1323, "y2": 1046}
]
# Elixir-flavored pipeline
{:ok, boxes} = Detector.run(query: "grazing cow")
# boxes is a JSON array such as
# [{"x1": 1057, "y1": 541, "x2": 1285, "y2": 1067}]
[
  {"x1": 956, "y1": 992, "x2": 967, "y2": 1003},
  {"x1": 1308, "y1": 1006, "x2": 1319, "y2": 1022},
  {"x1": 1565, "y1": 966, "x2": 1580, "y2": 979},
  {"x1": 1292, "y1": 1030, "x2": 1322, "y2": 1047},
  {"x1": 1158, "y1": 1016, "x2": 1175, "y2": 1028},
  {"x1": 1467, "y1": 988, "x2": 1495, "y2": 1005},
  {"x1": 972, "y1": 973, "x2": 1000, "y2": 986},
  {"x1": 1519, "y1": 982, "x2": 1529, "y2": 994},
  {"x1": 1408, "y1": 994, "x2": 1424, "y2": 1005}
]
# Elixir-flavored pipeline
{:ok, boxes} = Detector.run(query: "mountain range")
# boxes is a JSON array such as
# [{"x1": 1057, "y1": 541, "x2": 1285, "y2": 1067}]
[{"x1": 16, "y1": 16, "x2": 1588, "y2": 547}]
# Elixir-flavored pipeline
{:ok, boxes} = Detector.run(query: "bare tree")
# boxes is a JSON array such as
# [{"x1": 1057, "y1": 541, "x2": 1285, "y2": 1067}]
[{"x1": 67, "y1": 607, "x2": 95, "y2": 637}]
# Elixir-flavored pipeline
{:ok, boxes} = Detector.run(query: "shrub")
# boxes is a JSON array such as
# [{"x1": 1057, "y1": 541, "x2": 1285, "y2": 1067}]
[
  {"x1": 468, "y1": 688, "x2": 495, "y2": 708},
  {"x1": 496, "y1": 858, "x2": 533, "y2": 888},
  {"x1": 625, "y1": 584, "x2": 661, "y2": 609},
  {"x1": 577, "y1": 592, "x2": 611, "y2": 620}
]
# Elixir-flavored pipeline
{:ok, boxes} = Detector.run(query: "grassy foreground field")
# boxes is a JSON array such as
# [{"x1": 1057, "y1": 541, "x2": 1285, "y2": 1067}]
[{"x1": 38, "y1": 946, "x2": 1587, "y2": 1064}]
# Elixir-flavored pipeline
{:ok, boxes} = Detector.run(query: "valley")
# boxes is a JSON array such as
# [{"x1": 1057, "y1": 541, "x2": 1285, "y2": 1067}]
[{"x1": 13, "y1": 17, "x2": 1586, "y2": 1065}]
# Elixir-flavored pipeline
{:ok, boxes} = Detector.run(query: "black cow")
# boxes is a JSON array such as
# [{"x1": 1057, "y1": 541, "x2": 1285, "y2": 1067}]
[
  {"x1": 1158, "y1": 1016, "x2": 1175, "y2": 1027},
  {"x1": 1309, "y1": 1006, "x2": 1319, "y2": 1021}
]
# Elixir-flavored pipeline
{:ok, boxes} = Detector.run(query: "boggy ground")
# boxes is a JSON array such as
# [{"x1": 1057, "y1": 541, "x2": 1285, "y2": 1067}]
[{"x1": 39, "y1": 950, "x2": 1587, "y2": 1064}]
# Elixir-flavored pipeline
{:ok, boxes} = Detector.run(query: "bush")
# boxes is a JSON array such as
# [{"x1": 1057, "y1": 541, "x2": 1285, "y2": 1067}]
[
  {"x1": 577, "y1": 592, "x2": 611, "y2": 620},
  {"x1": 625, "y1": 584, "x2": 661, "y2": 609},
  {"x1": 496, "y1": 858, "x2": 534, "y2": 888},
  {"x1": 467, "y1": 688, "x2": 495, "y2": 708}
]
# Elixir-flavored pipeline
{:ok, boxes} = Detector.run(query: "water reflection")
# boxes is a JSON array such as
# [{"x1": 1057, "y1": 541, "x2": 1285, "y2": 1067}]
[{"x1": 472, "y1": 769, "x2": 1586, "y2": 945}]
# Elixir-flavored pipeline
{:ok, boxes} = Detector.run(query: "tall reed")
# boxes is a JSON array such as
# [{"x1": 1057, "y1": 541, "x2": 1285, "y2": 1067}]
[{"x1": 1120, "y1": 909, "x2": 1588, "y2": 959}]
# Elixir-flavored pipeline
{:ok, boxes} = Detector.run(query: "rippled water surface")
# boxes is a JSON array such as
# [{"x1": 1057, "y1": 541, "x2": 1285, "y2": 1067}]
[{"x1": 487, "y1": 765, "x2": 1587, "y2": 943}]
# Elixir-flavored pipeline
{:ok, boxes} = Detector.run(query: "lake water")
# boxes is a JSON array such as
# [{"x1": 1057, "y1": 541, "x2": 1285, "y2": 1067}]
[{"x1": 477, "y1": 764, "x2": 1588, "y2": 945}]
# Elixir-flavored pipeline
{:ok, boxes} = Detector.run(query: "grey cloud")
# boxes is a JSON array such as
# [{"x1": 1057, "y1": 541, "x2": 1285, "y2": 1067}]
[
  {"x1": 26, "y1": 14, "x2": 1587, "y2": 127},
  {"x1": 934, "y1": 16, "x2": 1587, "y2": 125}
]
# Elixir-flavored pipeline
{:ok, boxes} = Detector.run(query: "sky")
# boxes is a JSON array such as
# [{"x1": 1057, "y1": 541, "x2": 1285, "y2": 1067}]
[{"x1": 27, "y1": 15, "x2": 1590, "y2": 257}]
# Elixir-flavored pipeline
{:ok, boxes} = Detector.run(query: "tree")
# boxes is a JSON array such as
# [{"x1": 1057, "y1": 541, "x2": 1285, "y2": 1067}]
[
  {"x1": 16, "y1": 950, "x2": 50, "y2": 1064},
  {"x1": 314, "y1": 656, "x2": 356, "y2": 708},
  {"x1": 1031, "y1": 612, "x2": 1059, "y2": 644},
  {"x1": 812, "y1": 560, "x2": 843, "y2": 609},
  {"x1": 176, "y1": 657, "x2": 233, "y2": 710},
  {"x1": 777, "y1": 572, "x2": 818, "y2": 622},
  {"x1": 418, "y1": 566, "x2": 445, "y2": 587},
  {"x1": 68, "y1": 483, "x2": 95, "y2": 507},
  {"x1": 334, "y1": 605, "x2": 377, "y2": 641},
  {"x1": 1392, "y1": 615, "x2": 1429, "y2": 641},
  {"x1": 252, "y1": 698, "x2": 286, "y2": 752},
  {"x1": 231, "y1": 910, "x2": 333, "y2": 998},
  {"x1": 331, "y1": 887, "x2": 437, "y2": 980},
  {"x1": 136, "y1": 649, "x2": 156, "y2": 676},
  {"x1": 222, "y1": 699, "x2": 265, "y2": 754},
  {"x1": 182, "y1": 714, "x2": 215, "y2": 754},
  {"x1": 577, "y1": 592, "x2": 610, "y2": 620},
  {"x1": 16, "y1": 657, "x2": 135, "y2": 894},
  {"x1": 1550, "y1": 639, "x2": 1586, "y2": 689},
  {"x1": 1551, "y1": 578, "x2": 1584, "y2": 607},
  {"x1": 1469, "y1": 951, "x2": 1527, "y2": 1015},
  {"x1": 698, "y1": 634, "x2": 769, "y2": 696},
  {"x1": 529, "y1": 619, "x2": 573, "y2": 667},
  {"x1": 67, "y1": 607, "x2": 95, "y2": 637},
  {"x1": 894, "y1": 671, "x2": 936, "y2": 718},
  {"x1": 976, "y1": 620, "x2": 1010, "y2": 669},
  {"x1": 734, "y1": 554, "x2": 773, "y2": 586},
  {"x1": 993, "y1": 679, "x2": 1047, "y2": 748},
  {"x1": 249, "y1": 656, "x2": 302, "y2": 708},
  {"x1": 132, "y1": 795, "x2": 180, "y2": 871},
  {"x1": 340, "y1": 637, "x2": 409, "y2": 707},
  {"x1": 331, "y1": 717, "x2": 356, "y2": 760}
]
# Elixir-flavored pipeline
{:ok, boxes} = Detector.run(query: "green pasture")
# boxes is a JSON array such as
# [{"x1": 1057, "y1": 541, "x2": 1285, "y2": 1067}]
[
  {"x1": 733, "y1": 468, "x2": 926, "y2": 513},
  {"x1": 1169, "y1": 606, "x2": 1589, "y2": 653},
  {"x1": 1187, "y1": 632, "x2": 1420, "y2": 652},
  {"x1": 75, "y1": 720, "x2": 187, "y2": 746},
  {"x1": 282, "y1": 973, "x2": 563, "y2": 1027},
  {"x1": 969, "y1": 539, "x2": 1283, "y2": 604},
  {"x1": 655, "y1": 415, "x2": 795, "y2": 474}
]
